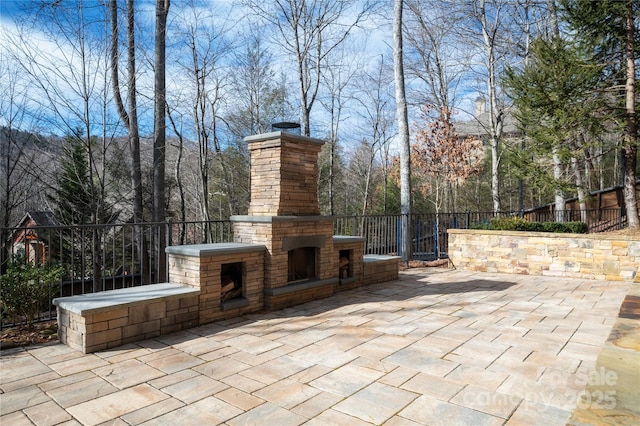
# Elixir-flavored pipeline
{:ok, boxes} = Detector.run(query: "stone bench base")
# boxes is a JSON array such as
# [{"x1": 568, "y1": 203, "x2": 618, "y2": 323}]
[
  {"x1": 53, "y1": 284, "x2": 200, "y2": 354},
  {"x1": 363, "y1": 255, "x2": 400, "y2": 285}
]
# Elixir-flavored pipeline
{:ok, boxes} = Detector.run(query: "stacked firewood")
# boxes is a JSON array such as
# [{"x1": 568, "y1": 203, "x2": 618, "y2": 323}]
[{"x1": 221, "y1": 274, "x2": 242, "y2": 302}]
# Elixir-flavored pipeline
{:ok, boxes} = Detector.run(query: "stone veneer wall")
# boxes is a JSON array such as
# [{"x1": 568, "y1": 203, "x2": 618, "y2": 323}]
[
  {"x1": 363, "y1": 255, "x2": 401, "y2": 285},
  {"x1": 245, "y1": 132, "x2": 323, "y2": 216},
  {"x1": 167, "y1": 244, "x2": 266, "y2": 324},
  {"x1": 56, "y1": 284, "x2": 199, "y2": 353},
  {"x1": 334, "y1": 236, "x2": 365, "y2": 291},
  {"x1": 448, "y1": 229, "x2": 640, "y2": 282},
  {"x1": 232, "y1": 216, "x2": 337, "y2": 291}
]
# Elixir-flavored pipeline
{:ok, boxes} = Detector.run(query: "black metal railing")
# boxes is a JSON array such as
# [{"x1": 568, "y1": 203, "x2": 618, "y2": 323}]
[
  {"x1": 0, "y1": 220, "x2": 233, "y2": 329},
  {"x1": 0, "y1": 208, "x2": 628, "y2": 329},
  {"x1": 333, "y1": 207, "x2": 627, "y2": 259}
]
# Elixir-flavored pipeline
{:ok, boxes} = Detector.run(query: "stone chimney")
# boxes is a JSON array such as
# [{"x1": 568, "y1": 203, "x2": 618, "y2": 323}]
[
  {"x1": 231, "y1": 131, "x2": 337, "y2": 310},
  {"x1": 245, "y1": 131, "x2": 323, "y2": 216},
  {"x1": 475, "y1": 96, "x2": 486, "y2": 118}
]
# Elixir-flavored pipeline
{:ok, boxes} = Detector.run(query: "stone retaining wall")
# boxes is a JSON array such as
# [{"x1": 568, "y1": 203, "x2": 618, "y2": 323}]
[{"x1": 448, "y1": 229, "x2": 640, "y2": 282}]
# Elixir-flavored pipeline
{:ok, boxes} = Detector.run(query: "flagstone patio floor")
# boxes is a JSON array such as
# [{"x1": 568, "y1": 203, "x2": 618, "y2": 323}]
[{"x1": 1, "y1": 269, "x2": 638, "y2": 425}]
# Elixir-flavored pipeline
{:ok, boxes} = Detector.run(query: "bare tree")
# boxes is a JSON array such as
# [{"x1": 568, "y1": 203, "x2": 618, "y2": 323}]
[
  {"x1": 622, "y1": 1, "x2": 638, "y2": 229},
  {"x1": 393, "y1": 0, "x2": 411, "y2": 264},
  {"x1": 0, "y1": 60, "x2": 49, "y2": 273},
  {"x1": 351, "y1": 55, "x2": 396, "y2": 216},
  {"x1": 404, "y1": 0, "x2": 467, "y2": 113},
  {"x1": 243, "y1": 0, "x2": 372, "y2": 136},
  {"x1": 345, "y1": 140, "x2": 381, "y2": 216},
  {"x1": 110, "y1": 0, "x2": 149, "y2": 282},
  {"x1": 110, "y1": 0, "x2": 143, "y2": 223},
  {"x1": 227, "y1": 24, "x2": 289, "y2": 138},
  {"x1": 166, "y1": 106, "x2": 188, "y2": 243},
  {"x1": 4, "y1": 0, "x2": 124, "y2": 289},
  {"x1": 6, "y1": 1, "x2": 116, "y2": 224},
  {"x1": 169, "y1": 2, "x2": 247, "y2": 229},
  {"x1": 318, "y1": 46, "x2": 360, "y2": 215},
  {"x1": 477, "y1": 0, "x2": 505, "y2": 214},
  {"x1": 152, "y1": 0, "x2": 170, "y2": 225},
  {"x1": 152, "y1": 0, "x2": 170, "y2": 281}
]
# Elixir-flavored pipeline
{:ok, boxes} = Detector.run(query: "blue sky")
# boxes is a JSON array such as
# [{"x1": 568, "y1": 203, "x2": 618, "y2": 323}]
[{"x1": 1, "y1": 0, "x2": 483, "y2": 144}]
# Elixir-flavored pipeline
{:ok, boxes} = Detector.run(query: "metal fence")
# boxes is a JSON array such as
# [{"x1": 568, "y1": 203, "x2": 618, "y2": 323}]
[
  {"x1": 333, "y1": 208, "x2": 627, "y2": 259},
  {"x1": 0, "y1": 220, "x2": 233, "y2": 329},
  {"x1": 0, "y1": 208, "x2": 628, "y2": 329}
]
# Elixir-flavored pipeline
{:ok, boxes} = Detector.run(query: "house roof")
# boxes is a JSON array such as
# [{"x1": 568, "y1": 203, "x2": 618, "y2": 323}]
[
  {"x1": 15, "y1": 211, "x2": 60, "y2": 228},
  {"x1": 454, "y1": 108, "x2": 520, "y2": 138}
]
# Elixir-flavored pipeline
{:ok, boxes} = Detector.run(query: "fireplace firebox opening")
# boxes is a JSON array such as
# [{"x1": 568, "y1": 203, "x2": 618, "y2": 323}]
[
  {"x1": 339, "y1": 249, "x2": 352, "y2": 280},
  {"x1": 288, "y1": 247, "x2": 317, "y2": 283},
  {"x1": 221, "y1": 262, "x2": 243, "y2": 302}
]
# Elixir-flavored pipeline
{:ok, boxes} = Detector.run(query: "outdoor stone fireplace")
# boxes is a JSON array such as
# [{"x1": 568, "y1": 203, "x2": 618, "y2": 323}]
[
  {"x1": 54, "y1": 130, "x2": 400, "y2": 353},
  {"x1": 231, "y1": 131, "x2": 340, "y2": 309}
]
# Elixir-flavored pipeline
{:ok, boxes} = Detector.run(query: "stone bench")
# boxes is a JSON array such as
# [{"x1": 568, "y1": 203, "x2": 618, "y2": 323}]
[
  {"x1": 363, "y1": 255, "x2": 401, "y2": 284},
  {"x1": 53, "y1": 283, "x2": 200, "y2": 354}
]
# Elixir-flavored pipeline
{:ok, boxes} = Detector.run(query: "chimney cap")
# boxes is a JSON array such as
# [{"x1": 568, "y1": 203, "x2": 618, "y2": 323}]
[{"x1": 272, "y1": 122, "x2": 301, "y2": 134}]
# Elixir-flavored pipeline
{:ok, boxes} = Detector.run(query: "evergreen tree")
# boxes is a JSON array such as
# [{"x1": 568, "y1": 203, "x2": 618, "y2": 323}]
[
  {"x1": 504, "y1": 37, "x2": 605, "y2": 210},
  {"x1": 51, "y1": 129, "x2": 95, "y2": 225},
  {"x1": 560, "y1": 0, "x2": 639, "y2": 228}
]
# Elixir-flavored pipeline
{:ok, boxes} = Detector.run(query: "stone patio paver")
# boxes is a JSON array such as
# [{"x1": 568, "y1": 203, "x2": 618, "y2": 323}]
[
  {"x1": 1, "y1": 410, "x2": 34, "y2": 426},
  {"x1": 384, "y1": 346, "x2": 459, "y2": 376},
  {"x1": 215, "y1": 387, "x2": 265, "y2": 411},
  {"x1": 505, "y1": 400, "x2": 572, "y2": 426},
  {"x1": 227, "y1": 402, "x2": 306, "y2": 426},
  {"x1": 140, "y1": 396, "x2": 242, "y2": 425},
  {"x1": 22, "y1": 400, "x2": 73, "y2": 425},
  {"x1": 1, "y1": 269, "x2": 637, "y2": 425},
  {"x1": 303, "y1": 408, "x2": 372, "y2": 426},
  {"x1": 159, "y1": 373, "x2": 227, "y2": 404},
  {"x1": 137, "y1": 348, "x2": 204, "y2": 374},
  {"x1": 66, "y1": 384, "x2": 168, "y2": 426},
  {"x1": 0, "y1": 353, "x2": 52, "y2": 386},
  {"x1": 47, "y1": 355, "x2": 109, "y2": 376},
  {"x1": 333, "y1": 381, "x2": 418, "y2": 424},
  {"x1": 450, "y1": 384, "x2": 521, "y2": 419},
  {"x1": 253, "y1": 378, "x2": 320, "y2": 409},
  {"x1": 0, "y1": 370, "x2": 59, "y2": 393},
  {"x1": 93, "y1": 359, "x2": 164, "y2": 389},
  {"x1": 0, "y1": 385, "x2": 50, "y2": 414},
  {"x1": 119, "y1": 397, "x2": 185, "y2": 425},
  {"x1": 45, "y1": 376, "x2": 118, "y2": 408},
  {"x1": 309, "y1": 363, "x2": 384, "y2": 397},
  {"x1": 400, "y1": 371, "x2": 464, "y2": 401},
  {"x1": 399, "y1": 394, "x2": 504, "y2": 426}
]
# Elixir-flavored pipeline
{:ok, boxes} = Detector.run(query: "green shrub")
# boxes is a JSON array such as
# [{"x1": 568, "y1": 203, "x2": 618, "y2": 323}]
[
  {"x1": 541, "y1": 221, "x2": 570, "y2": 233},
  {"x1": 565, "y1": 221, "x2": 589, "y2": 233},
  {"x1": 0, "y1": 258, "x2": 64, "y2": 327},
  {"x1": 477, "y1": 216, "x2": 588, "y2": 234}
]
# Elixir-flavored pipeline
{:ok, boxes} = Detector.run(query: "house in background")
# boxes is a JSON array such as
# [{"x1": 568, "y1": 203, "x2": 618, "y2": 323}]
[
  {"x1": 454, "y1": 96, "x2": 521, "y2": 142},
  {"x1": 11, "y1": 211, "x2": 59, "y2": 265}
]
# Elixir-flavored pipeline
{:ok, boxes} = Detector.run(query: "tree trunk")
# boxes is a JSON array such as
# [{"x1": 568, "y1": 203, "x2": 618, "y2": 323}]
[
  {"x1": 553, "y1": 149, "x2": 565, "y2": 222},
  {"x1": 153, "y1": 0, "x2": 169, "y2": 282},
  {"x1": 623, "y1": 1, "x2": 639, "y2": 229},
  {"x1": 479, "y1": 0, "x2": 502, "y2": 214},
  {"x1": 329, "y1": 139, "x2": 335, "y2": 215},
  {"x1": 393, "y1": 0, "x2": 412, "y2": 264},
  {"x1": 110, "y1": 0, "x2": 149, "y2": 283},
  {"x1": 166, "y1": 109, "x2": 186, "y2": 244},
  {"x1": 153, "y1": 0, "x2": 169, "y2": 224},
  {"x1": 571, "y1": 155, "x2": 588, "y2": 223}
]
